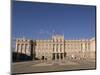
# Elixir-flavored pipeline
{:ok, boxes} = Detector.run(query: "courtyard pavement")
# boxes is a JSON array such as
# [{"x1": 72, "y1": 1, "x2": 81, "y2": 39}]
[{"x1": 11, "y1": 59, "x2": 96, "y2": 74}]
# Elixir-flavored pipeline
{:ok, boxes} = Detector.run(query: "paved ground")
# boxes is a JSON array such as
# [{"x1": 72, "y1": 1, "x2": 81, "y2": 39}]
[{"x1": 11, "y1": 59, "x2": 96, "y2": 74}]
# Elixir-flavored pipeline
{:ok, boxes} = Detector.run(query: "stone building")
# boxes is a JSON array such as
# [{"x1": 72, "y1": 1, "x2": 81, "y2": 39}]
[{"x1": 15, "y1": 35, "x2": 96, "y2": 60}]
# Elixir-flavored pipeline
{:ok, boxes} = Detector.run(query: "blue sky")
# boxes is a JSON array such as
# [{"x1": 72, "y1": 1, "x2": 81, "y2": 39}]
[{"x1": 12, "y1": 1, "x2": 96, "y2": 40}]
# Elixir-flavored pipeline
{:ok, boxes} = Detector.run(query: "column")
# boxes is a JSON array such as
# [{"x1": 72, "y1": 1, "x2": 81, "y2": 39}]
[
  {"x1": 58, "y1": 44, "x2": 60, "y2": 53},
  {"x1": 81, "y1": 43, "x2": 84, "y2": 58},
  {"x1": 86, "y1": 43, "x2": 88, "y2": 58},
  {"x1": 61, "y1": 53, "x2": 62, "y2": 59},
  {"x1": 63, "y1": 53, "x2": 64, "y2": 60},
  {"x1": 55, "y1": 44, "x2": 56, "y2": 53},
  {"x1": 55, "y1": 53, "x2": 57, "y2": 60},
  {"x1": 59, "y1": 53, "x2": 61, "y2": 60},
  {"x1": 17, "y1": 44, "x2": 20, "y2": 53},
  {"x1": 64, "y1": 53, "x2": 66, "y2": 59},
  {"x1": 61, "y1": 53, "x2": 63, "y2": 59},
  {"x1": 60, "y1": 44, "x2": 62, "y2": 52},
  {"x1": 20, "y1": 44, "x2": 22, "y2": 54},
  {"x1": 24, "y1": 44, "x2": 26, "y2": 54},
  {"x1": 15, "y1": 44, "x2": 18, "y2": 52},
  {"x1": 88, "y1": 43, "x2": 90, "y2": 58},
  {"x1": 52, "y1": 53, "x2": 54, "y2": 60},
  {"x1": 16, "y1": 44, "x2": 20, "y2": 60},
  {"x1": 27, "y1": 44, "x2": 30, "y2": 56},
  {"x1": 18, "y1": 44, "x2": 20, "y2": 53},
  {"x1": 22, "y1": 44, "x2": 25, "y2": 54},
  {"x1": 26, "y1": 44, "x2": 28, "y2": 55},
  {"x1": 54, "y1": 53, "x2": 56, "y2": 60}
]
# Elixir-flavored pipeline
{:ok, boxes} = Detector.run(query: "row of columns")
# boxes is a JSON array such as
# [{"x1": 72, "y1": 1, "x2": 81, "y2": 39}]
[
  {"x1": 53, "y1": 44, "x2": 64, "y2": 52},
  {"x1": 81, "y1": 43, "x2": 90, "y2": 52},
  {"x1": 16, "y1": 44, "x2": 31, "y2": 56},
  {"x1": 53, "y1": 53, "x2": 65, "y2": 60}
]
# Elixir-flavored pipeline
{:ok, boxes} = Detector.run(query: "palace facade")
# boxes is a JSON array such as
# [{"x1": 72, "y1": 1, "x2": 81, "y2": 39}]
[{"x1": 15, "y1": 35, "x2": 96, "y2": 60}]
